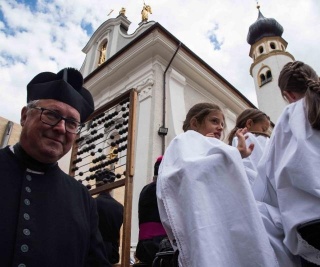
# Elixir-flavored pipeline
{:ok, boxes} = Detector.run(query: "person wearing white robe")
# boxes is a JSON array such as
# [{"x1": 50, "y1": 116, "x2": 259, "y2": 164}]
[
  {"x1": 253, "y1": 61, "x2": 320, "y2": 266},
  {"x1": 228, "y1": 109, "x2": 300, "y2": 266},
  {"x1": 157, "y1": 103, "x2": 278, "y2": 267},
  {"x1": 227, "y1": 108, "x2": 270, "y2": 187}
]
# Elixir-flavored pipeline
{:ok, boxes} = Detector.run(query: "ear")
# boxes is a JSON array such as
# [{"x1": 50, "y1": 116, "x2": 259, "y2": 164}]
[
  {"x1": 189, "y1": 117, "x2": 198, "y2": 131},
  {"x1": 20, "y1": 106, "x2": 28, "y2": 126},
  {"x1": 283, "y1": 91, "x2": 296, "y2": 103},
  {"x1": 245, "y1": 119, "x2": 253, "y2": 130}
]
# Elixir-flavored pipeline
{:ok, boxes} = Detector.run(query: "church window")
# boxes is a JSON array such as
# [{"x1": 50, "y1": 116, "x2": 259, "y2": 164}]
[
  {"x1": 281, "y1": 45, "x2": 285, "y2": 51},
  {"x1": 260, "y1": 74, "x2": 266, "y2": 85},
  {"x1": 266, "y1": 70, "x2": 272, "y2": 80},
  {"x1": 259, "y1": 46, "x2": 264, "y2": 54},
  {"x1": 270, "y1": 42, "x2": 276, "y2": 49},
  {"x1": 259, "y1": 69, "x2": 272, "y2": 87}
]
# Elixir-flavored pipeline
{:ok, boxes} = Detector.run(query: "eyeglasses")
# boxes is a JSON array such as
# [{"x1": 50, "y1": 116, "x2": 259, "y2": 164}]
[{"x1": 31, "y1": 107, "x2": 83, "y2": 134}]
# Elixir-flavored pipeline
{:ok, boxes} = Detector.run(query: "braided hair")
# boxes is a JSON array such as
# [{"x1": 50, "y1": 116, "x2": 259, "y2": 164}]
[
  {"x1": 279, "y1": 61, "x2": 320, "y2": 129},
  {"x1": 227, "y1": 108, "x2": 270, "y2": 145}
]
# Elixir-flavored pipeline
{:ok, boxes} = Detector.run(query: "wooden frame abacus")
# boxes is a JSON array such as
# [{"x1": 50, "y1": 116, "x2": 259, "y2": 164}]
[{"x1": 69, "y1": 89, "x2": 137, "y2": 267}]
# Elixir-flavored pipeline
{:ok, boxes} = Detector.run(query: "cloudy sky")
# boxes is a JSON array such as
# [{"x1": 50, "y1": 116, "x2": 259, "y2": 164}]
[{"x1": 1, "y1": 0, "x2": 319, "y2": 123}]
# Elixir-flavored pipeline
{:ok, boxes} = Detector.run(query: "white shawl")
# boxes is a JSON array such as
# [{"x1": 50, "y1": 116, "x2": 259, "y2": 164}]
[
  {"x1": 254, "y1": 99, "x2": 320, "y2": 264},
  {"x1": 157, "y1": 130, "x2": 278, "y2": 267},
  {"x1": 233, "y1": 133, "x2": 300, "y2": 266}
]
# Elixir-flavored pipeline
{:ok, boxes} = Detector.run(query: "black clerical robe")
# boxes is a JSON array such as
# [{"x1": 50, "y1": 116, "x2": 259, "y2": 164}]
[{"x1": 0, "y1": 146, "x2": 110, "y2": 267}]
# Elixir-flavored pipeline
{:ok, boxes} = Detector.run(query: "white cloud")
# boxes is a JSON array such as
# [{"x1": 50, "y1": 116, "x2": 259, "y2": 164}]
[{"x1": 0, "y1": 0, "x2": 319, "y2": 123}]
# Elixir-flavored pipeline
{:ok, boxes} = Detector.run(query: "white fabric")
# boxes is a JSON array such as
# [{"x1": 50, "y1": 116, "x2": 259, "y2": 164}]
[
  {"x1": 233, "y1": 134, "x2": 300, "y2": 266},
  {"x1": 157, "y1": 130, "x2": 278, "y2": 267},
  {"x1": 254, "y1": 99, "x2": 320, "y2": 264},
  {"x1": 232, "y1": 133, "x2": 269, "y2": 187},
  {"x1": 257, "y1": 201, "x2": 301, "y2": 266}
]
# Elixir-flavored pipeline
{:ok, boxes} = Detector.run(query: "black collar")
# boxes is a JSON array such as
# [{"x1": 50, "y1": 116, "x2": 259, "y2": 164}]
[{"x1": 13, "y1": 143, "x2": 57, "y2": 172}]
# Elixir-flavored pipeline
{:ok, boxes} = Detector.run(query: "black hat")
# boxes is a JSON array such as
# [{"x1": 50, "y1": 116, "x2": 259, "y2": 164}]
[
  {"x1": 154, "y1": 155, "x2": 163, "y2": 176},
  {"x1": 27, "y1": 68, "x2": 94, "y2": 122}
]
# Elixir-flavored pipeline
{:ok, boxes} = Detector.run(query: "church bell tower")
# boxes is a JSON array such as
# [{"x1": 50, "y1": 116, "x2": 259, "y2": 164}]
[{"x1": 247, "y1": 5, "x2": 294, "y2": 123}]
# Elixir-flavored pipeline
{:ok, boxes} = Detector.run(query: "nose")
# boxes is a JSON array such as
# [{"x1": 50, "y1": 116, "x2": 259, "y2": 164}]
[{"x1": 52, "y1": 119, "x2": 67, "y2": 133}]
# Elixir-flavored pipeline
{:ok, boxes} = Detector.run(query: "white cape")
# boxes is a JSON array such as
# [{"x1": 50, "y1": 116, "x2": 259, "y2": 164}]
[
  {"x1": 254, "y1": 99, "x2": 320, "y2": 264},
  {"x1": 157, "y1": 130, "x2": 278, "y2": 267},
  {"x1": 233, "y1": 133, "x2": 300, "y2": 266}
]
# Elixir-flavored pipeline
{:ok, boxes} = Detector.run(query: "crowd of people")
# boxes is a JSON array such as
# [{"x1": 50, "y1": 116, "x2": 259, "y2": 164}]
[{"x1": 1, "y1": 60, "x2": 319, "y2": 267}]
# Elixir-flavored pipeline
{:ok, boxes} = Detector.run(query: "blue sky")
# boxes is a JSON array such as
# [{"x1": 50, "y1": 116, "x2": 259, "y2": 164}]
[{"x1": 1, "y1": 0, "x2": 320, "y2": 123}]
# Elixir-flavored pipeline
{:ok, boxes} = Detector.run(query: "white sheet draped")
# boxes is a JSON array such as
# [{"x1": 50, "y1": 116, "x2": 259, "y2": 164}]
[
  {"x1": 233, "y1": 133, "x2": 301, "y2": 266},
  {"x1": 157, "y1": 130, "x2": 278, "y2": 267},
  {"x1": 254, "y1": 99, "x2": 320, "y2": 264}
]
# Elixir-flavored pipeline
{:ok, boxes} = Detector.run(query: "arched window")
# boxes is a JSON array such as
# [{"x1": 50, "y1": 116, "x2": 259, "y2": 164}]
[
  {"x1": 270, "y1": 42, "x2": 276, "y2": 49},
  {"x1": 266, "y1": 70, "x2": 272, "y2": 80},
  {"x1": 98, "y1": 41, "x2": 108, "y2": 66},
  {"x1": 259, "y1": 68, "x2": 272, "y2": 87},
  {"x1": 260, "y1": 74, "x2": 266, "y2": 85},
  {"x1": 259, "y1": 46, "x2": 264, "y2": 54},
  {"x1": 281, "y1": 45, "x2": 285, "y2": 51}
]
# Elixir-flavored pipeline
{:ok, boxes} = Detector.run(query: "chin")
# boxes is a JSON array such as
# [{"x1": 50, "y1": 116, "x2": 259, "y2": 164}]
[{"x1": 39, "y1": 147, "x2": 63, "y2": 163}]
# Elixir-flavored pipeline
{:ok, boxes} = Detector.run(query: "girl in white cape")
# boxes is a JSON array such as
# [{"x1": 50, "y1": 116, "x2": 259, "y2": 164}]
[
  {"x1": 254, "y1": 61, "x2": 320, "y2": 266},
  {"x1": 227, "y1": 108, "x2": 270, "y2": 187},
  {"x1": 156, "y1": 103, "x2": 278, "y2": 267},
  {"x1": 228, "y1": 108, "x2": 301, "y2": 266}
]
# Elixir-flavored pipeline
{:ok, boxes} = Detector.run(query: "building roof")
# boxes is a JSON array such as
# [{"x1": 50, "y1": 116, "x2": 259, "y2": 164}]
[{"x1": 84, "y1": 21, "x2": 256, "y2": 109}]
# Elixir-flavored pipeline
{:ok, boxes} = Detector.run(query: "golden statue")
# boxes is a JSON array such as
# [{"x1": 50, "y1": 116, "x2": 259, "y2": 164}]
[
  {"x1": 98, "y1": 44, "x2": 107, "y2": 66},
  {"x1": 119, "y1": 7, "x2": 126, "y2": 16},
  {"x1": 107, "y1": 147, "x2": 118, "y2": 160},
  {"x1": 141, "y1": 3, "x2": 152, "y2": 22}
]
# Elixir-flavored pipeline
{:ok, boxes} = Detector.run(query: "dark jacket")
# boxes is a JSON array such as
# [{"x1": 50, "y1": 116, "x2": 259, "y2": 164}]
[
  {"x1": 0, "y1": 145, "x2": 110, "y2": 267},
  {"x1": 136, "y1": 181, "x2": 167, "y2": 265},
  {"x1": 96, "y1": 192, "x2": 124, "y2": 264}
]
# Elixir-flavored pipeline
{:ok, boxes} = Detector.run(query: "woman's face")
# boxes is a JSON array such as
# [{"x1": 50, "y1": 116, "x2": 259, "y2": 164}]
[
  {"x1": 247, "y1": 118, "x2": 270, "y2": 133},
  {"x1": 195, "y1": 110, "x2": 224, "y2": 140}
]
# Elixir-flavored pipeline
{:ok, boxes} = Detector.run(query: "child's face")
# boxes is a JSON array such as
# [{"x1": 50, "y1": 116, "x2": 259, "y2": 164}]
[
  {"x1": 196, "y1": 111, "x2": 224, "y2": 140},
  {"x1": 248, "y1": 118, "x2": 270, "y2": 133}
]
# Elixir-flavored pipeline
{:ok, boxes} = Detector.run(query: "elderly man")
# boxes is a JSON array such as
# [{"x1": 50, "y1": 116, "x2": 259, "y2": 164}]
[{"x1": 0, "y1": 68, "x2": 110, "y2": 266}]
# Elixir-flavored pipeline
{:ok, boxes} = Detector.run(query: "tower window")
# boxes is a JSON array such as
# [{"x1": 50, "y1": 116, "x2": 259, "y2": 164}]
[
  {"x1": 260, "y1": 74, "x2": 266, "y2": 85},
  {"x1": 259, "y1": 69, "x2": 272, "y2": 87},
  {"x1": 266, "y1": 70, "x2": 272, "y2": 80},
  {"x1": 259, "y1": 46, "x2": 264, "y2": 54},
  {"x1": 270, "y1": 42, "x2": 276, "y2": 49},
  {"x1": 281, "y1": 45, "x2": 285, "y2": 51}
]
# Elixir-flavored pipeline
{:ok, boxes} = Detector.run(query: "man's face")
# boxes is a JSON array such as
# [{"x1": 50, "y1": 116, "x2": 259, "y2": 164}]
[{"x1": 20, "y1": 99, "x2": 80, "y2": 163}]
